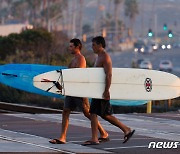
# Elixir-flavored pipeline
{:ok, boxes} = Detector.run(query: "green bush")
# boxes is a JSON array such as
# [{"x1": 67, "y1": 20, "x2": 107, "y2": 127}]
[{"x1": 0, "y1": 28, "x2": 69, "y2": 65}]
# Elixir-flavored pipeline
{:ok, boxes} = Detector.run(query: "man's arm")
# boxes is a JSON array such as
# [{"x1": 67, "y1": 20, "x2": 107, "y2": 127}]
[{"x1": 103, "y1": 54, "x2": 112, "y2": 100}]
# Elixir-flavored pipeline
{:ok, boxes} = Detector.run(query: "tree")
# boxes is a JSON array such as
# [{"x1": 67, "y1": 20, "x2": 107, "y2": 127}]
[
  {"x1": 41, "y1": 0, "x2": 68, "y2": 31},
  {"x1": 124, "y1": 0, "x2": 139, "y2": 39},
  {"x1": 0, "y1": 0, "x2": 15, "y2": 24},
  {"x1": 8, "y1": 0, "x2": 67, "y2": 30},
  {"x1": 114, "y1": 0, "x2": 123, "y2": 51},
  {"x1": 10, "y1": 0, "x2": 42, "y2": 24},
  {"x1": 10, "y1": 0, "x2": 28, "y2": 22}
]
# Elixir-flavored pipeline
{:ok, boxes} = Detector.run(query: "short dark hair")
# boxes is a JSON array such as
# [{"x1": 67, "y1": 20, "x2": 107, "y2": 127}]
[
  {"x1": 92, "y1": 36, "x2": 106, "y2": 48},
  {"x1": 70, "y1": 38, "x2": 82, "y2": 50}
]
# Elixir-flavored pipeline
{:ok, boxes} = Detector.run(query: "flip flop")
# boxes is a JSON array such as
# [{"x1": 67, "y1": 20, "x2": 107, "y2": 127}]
[
  {"x1": 49, "y1": 139, "x2": 65, "y2": 144},
  {"x1": 98, "y1": 137, "x2": 110, "y2": 143},
  {"x1": 123, "y1": 130, "x2": 135, "y2": 144},
  {"x1": 82, "y1": 140, "x2": 99, "y2": 146}
]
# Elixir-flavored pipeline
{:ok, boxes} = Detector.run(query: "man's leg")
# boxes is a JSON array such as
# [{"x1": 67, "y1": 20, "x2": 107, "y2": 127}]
[
  {"x1": 90, "y1": 113, "x2": 99, "y2": 143},
  {"x1": 102, "y1": 114, "x2": 131, "y2": 135},
  {"x1": 82, "y1": 98, "x2": 108, "y2": 139},
  {"x1": 59, "y1": 108, "x2": 71, "y2": 143},
  {"x1": 49, "y1": 108, "x2": 70, "y2": 144}
]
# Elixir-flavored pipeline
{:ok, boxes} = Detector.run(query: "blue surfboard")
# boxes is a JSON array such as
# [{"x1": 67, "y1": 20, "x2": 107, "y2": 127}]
[
  {"x1": 0, "y1": 64, "x2": 67, "y2": 98},
  {"x1": 0, "y1": 64, "x2": 147, "y2": 106}
]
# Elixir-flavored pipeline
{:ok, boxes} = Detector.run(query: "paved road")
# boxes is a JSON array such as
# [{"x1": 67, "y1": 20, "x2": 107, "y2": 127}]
[
  {"x1": 0, "y1": 112, "x2": 179, "y2": 153},
  {"x1": 109, "y1": 48, "x2": 180, "y2": 77}
]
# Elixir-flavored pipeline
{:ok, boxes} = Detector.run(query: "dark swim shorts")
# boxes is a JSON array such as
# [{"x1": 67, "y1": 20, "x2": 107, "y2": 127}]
[
  {"x1": 89, "y1": 98, "x2": 113, "y2": 116},
  {"x1": 64, "y1": 96, "x2": 83, "y2": 111}
]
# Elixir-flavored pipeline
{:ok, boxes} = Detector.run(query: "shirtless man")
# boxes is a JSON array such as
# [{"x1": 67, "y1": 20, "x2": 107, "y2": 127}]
[
  {"x1": 82, "y1": 36, "x2": 135, "y2": 146},
  {"x1": 49, "y1": 38, "x2": 108, "y2": 144}
]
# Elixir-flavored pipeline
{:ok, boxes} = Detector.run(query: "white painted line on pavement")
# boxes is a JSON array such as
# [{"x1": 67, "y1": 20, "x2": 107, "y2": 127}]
[
  {"x1": 104, "y1": 145, "x2": 148, "y2": 150},
  {"x1": 0, "y1": 135, "x2": 75, "y2": 154}
]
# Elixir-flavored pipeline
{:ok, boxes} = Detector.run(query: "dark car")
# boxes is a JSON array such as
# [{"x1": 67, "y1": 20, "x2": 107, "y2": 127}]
[{"x1": 134, "y1": 42, "x2": 145, "y2": 53}]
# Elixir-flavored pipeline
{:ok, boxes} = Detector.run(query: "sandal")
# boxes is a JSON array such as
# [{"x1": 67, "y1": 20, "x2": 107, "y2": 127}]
[
  {"x1": 98, "y1": 137, "x2": 110, "y2": 143},
  {"x1": 123, "y1": 130, "x2": 135, "y2": 143},
  {"x1": 49, "y1": 139, "x2": 65, "y2": 144},
  {"x1": 82, "y1": 140, "x2": 99, "y2": 146}
]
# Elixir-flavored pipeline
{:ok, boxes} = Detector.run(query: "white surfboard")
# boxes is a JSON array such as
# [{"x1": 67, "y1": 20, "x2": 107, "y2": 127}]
[{"x1": 33, "y1": 68, "x2": 180, "y2": 101}]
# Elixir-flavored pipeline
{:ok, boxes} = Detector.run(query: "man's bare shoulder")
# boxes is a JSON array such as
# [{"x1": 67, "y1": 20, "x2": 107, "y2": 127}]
[
  {"x1": 77, "y1": 54, "x2": 86, "y2": 62},
  {"x1": 103, "y1": 52, "x2": 111, "y2": 63},
  {"x1": 76, "y1": 53, "x2": 86, "y2": 68}
]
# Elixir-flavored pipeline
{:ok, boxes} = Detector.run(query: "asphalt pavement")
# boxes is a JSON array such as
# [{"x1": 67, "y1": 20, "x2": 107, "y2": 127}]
[{"x1": 0, "y1": 112, "x2": 179, "y2": 153}]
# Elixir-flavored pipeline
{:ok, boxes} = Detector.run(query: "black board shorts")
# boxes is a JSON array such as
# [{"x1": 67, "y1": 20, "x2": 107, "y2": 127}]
[
  {"x1": 90, "y1": 98, "x2": 113, "y2": 116},
  {"x1": 64, "y1": 96, "x2": 83, "y2": 111}
]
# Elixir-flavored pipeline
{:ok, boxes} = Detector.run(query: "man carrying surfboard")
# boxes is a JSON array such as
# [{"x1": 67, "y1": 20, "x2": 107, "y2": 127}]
[
  {"x1": 49, "y1": 38, "x2": 109, "y2": 144},
  {"x1": 82, "y1": 36, "x2": 135, "y2": 146}
]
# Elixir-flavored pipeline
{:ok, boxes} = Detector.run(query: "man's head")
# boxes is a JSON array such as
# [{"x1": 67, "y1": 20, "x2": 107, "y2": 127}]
[
  {"x1": 69, "y1": 38, "x2": 82, "y2": 54},
  {"x1": 92, "y1": 36, "x2": 106, "y2": 53}
]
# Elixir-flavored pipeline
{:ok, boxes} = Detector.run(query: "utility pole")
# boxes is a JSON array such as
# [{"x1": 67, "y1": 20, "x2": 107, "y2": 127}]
[
  {"x1": 153, "y1": 0, "x2": 157, "y2": 41},
  {"x1": 94, "y1": 0, "x2": 101, "y2": 36},
  {"x1": 76, "y1": 0, "x2": 83, "y2": 38},
  {"x1": 72, "y1": 0, "x2": 77, "y2": 38},
  {"x1": 114, "y1": 3, "x2": 119, "y2": 51},
  {"x1": 140, "y1": 1, "x2": 144, "y2": 37}
]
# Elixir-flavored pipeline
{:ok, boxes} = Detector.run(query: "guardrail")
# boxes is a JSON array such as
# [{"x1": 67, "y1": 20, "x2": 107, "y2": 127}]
[{"x1": 0, "y1": 102, "x2": 63, "y2": 114}]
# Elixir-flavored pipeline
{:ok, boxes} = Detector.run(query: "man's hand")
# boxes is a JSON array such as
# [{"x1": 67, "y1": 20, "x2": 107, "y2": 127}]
[{"x1": 103, "y1": 90, "x2": 110, "y2": 100}]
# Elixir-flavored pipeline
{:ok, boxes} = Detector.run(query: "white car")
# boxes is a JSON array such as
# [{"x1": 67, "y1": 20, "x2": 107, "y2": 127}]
[
  {"x1": 139, "y1": 60, "x2": 152, "y2": 69},
  {"x1": 159, "y1": 60, "x2": 173, "y2": 72}
]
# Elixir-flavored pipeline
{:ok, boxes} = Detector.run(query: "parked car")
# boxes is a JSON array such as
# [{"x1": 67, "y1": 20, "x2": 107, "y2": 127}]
[
  {"x1": 139, "y1": 60, "x2": 152, "y2": 69},
  {"x1": 159, "y1": 60, "x2": 173, "y2": 72},
  {"x1": 136, "y1": 59, "x2": 145, "y2": 68}
]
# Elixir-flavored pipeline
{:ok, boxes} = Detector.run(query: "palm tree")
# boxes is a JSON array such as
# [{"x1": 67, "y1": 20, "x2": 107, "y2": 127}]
[
  {"x1": 124, "y1": 0, "x2": 139, "y2": 39},
  {"x1": 9, "y1": 0, "x2": 67, "y2": 30},
  {"x1": 114, "y1": 0, "x2": 123, "y2": 51},
  {"x1": 77, "y1": 0, "x2": 84, "y2": 38},
  {"x1": 10, "y1": 0, "x2": 42, "y2": 25}
]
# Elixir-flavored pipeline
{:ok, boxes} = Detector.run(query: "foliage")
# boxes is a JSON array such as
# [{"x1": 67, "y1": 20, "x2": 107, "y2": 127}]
[
  {"x1": 124, "y1": 0, "x2": 139, "y2": 38},
  {"x1": 6, "y1": 0, "x2": 67, "y2": 26},
  {"x1": 0, "y1": 28, "x2": 70, "y2": 65},
  {"x1": 124, "y1": 0, "x2": 139, "y2": 20},
  {"x1": 83, "y1": 24, "x2": 92, "y2": 34}
]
